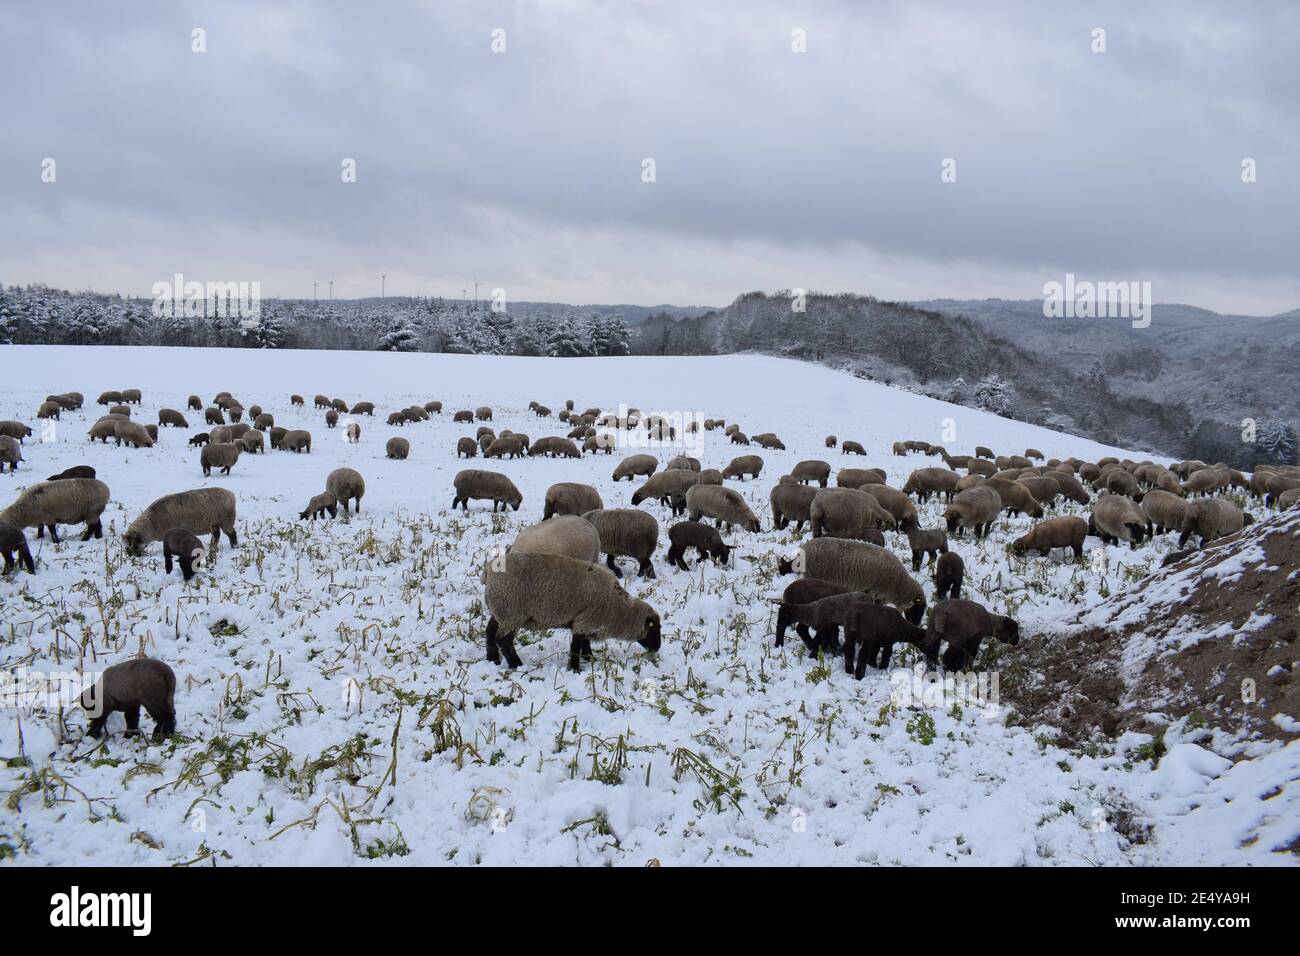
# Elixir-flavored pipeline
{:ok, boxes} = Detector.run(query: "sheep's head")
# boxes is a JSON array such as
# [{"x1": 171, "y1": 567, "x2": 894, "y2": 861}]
[
  {"x1": 1009, "y1": 535, "x2": 1028, "y2": 555},
  {"x1": 630, "y1": 489, "x2": 645, "y2": 505},
  {"x1": 776, "y1": 555, "x2": 795, "y2": 575},
  {"x1": 943, "y1": 510, "x2": 959, "y2": 533},
  {"x1": 713, "y1": 541, "x2": 734, "y2": 566},
  {"x1": 638, "y1": 609, "x2": 661, "y2": 652},
  {"x1": 744, "y1": 516, "x2": 761, "y2": 533},
  {"x1": 122, "y1": 529, "x2": 146, "y2": 556},
  {"x1": 904, "y1": 597, "x2": 926, "y2": 626},
  {"x1": 995, "y1": 616, "x2": 1020, "y2": 646}
]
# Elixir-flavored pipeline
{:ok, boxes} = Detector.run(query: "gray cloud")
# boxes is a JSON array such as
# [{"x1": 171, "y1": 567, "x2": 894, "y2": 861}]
[{"x1": 1, "y1": 0, "x2": 1297, "y2": 312}]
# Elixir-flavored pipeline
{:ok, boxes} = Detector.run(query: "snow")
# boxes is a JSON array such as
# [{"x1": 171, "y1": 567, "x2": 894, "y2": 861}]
[{"x1": 0, "y1": 344, "x2": 1295, "y2": 866}]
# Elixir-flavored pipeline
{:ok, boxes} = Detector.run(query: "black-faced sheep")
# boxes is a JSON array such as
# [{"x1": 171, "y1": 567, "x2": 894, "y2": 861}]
[
  {"x1": 280, "y1": 430, "x2": 312, "y2": 453},
  {"x1": 386, "y1": 437, "x2": 410, "y2": 460},
  {"x1": 943, "y1": 486, "x2": 1001, "y2": 538},
  {"x1": 770, "y1": 482, "x2": 819, "y2": 533},
  {"x1": 299, "y1": 491, "x2": 338, "y2": 521},
  {"x1": 124, "y1": 487, "x2": 237, "y2": 554},
  {"x1": 47, "y1": 465, "x2": 96, "y2": 481},
  {"x1": 200, "y1": 441, "x2": 240, "y2": 477},
  {"x1": 904, "y1": 525, "x2": 948, "y2": 571},
  {"x1": 158, "y1": 408, "x2": 189, "y2": 428},
  {"x1": 475, "y1": 406, "x2": 493, "y2": 421},
  {"x1": 789, "y1": 460, "x2": 831, "y2": 488},
  {"x1": 933, "y1": 551, "x2": 964, "y2": 600},
  {"x1": 0, "y1": 522, "x2": 35, "y2": 574},
  {"x1": 0, "y1": 421, "x2": 34, "y2": 444},
  {"x1": 114, "y1": 420, "x2": 154, "y2": 448},
  {"x1": 722, "y1": 455, "x2": 763, "y2": 481},
  {"x1": 205, "y1": 407, "x2": 225, "y2": 426},
  {"x1": 665, "y1": 520, "x2": 732, "y2": 572},
  {"x1": 453, "y1": 410, "x2": 474, "y2": 423},
  {"x1": 543, "y1": 482, "x2": 603, "y2": 520},
  {"x1": 1178, "y1": 498, "x2": 1251, "y2": 548},
  {"x1": 0, "y1": 436, "x2": 22, "y2": 472},
  {"x1": 1010, "y1": 516, "x2": 1088, "y2": 560},
  {"x1": 325, "y1": 409, "x2": 339, "y2": 428},
  {"x1": 613, "y1": 453, "x2": 658, "y2": 482},
  {"x1": 0, "y1": 478, "x2": 110, "y2": 542},
  {"x1": 81, "y1": 658, "x2": 176, "y2": 742},
  {"x1": 511, "y1": 515, "x2": 601, "y2": 563},
  {"x1": 777, "y1": 536, "x2": 926, "y2": 625},
  {"x1": 162, "y1": 528, "x2": 206, "y2": 582},
  {"x1": 1091, "y1": 494, "x2": 1147, "y2": 548},
  {"x1": 326, "y1": 468, "x2": 366, "y2": 514},
  {"x1": 291, "y1": 394, "x2": 305, "y2": 406},
  {"x1": 841, "y1": 441, "x2": 867, "y2": 456},
  {"x1": 923, "y1": 599, "x2": 1019, "y2": 671},
  {"x1": 685, "y1": 484, "x2": 761, "y2": 533},
  {"x1": 453, "y1": 469, "x2": 522, "y2": 512},
  {"x1": 456, "y1": 436, "x2": 478, "y2": 458},
  {"x1": 583, "y1": 508, "x2": 659, "y2": 579},
  {"x1": 810, "y1": 487, "x2": 893, "y2": 539},
  {"x1": 484, "y1": 435, "x2": 526, "y2": 459},
  {"x1": 483, "y1": 551, "x2": 660, "y2": 671},
  {"x1": 1139, "y1": 490, "x2": 1187, "y2": 536},
  {"x1": 772, "y1": 578, "x2": 848, "y2": 649}
]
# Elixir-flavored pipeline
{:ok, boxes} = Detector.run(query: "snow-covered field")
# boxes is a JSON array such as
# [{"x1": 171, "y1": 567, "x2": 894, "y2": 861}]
[{"x1": 0, "y1": 345, "x2": 1295, "y2": 866}]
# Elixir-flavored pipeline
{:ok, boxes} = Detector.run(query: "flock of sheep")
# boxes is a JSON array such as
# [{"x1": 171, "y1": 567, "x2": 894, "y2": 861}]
[{"x1": 1, "y1": 386, "x2": 1298, "y2": 743}]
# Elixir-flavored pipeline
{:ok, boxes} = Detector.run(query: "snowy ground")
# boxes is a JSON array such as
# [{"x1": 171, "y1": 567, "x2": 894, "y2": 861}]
[{"x1": 0, "y1": 345, "x2": 1295, "y2": 866}]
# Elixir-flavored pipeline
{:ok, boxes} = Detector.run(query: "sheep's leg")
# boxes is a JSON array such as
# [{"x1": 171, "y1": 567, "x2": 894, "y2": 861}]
[
  {"x1": 496, "y1": 630, "x2": 522, "y2": 669},
  {"x1": 854, "y1": 641, "x2": 873, "y2": 680},
  {"x1": 567, "y1": 635, "x2": 585, "y2": 672},
  {"x1": 842, "y1": 632, "x2": 856, "y2": 674},
  {"x1": 86, "y1": 715, "x2": 108, "y2": 738},
  {"x1": 605, "y1": 553, "x2": 623, "y2": 578},
  {"x1": 638, "y1": 557, "x2": 655, "y2": 579},
  {"x1": 485, "y1": 617, "x2": 501, "y2": 663},
  {"x1": 148, "y1": 703, "x2": 176, "y2": 742},
  {"x1": 1, "y1": 552, "x2": 13, "y2": 573},
  {"x1": 164, "y1": 546, "x2": 174, "y2": 574},
  {"x1": 877, "y1": 640, "x2": 895, "y2": 670},
  {"x1": 210, "y1": 526, "x2": 222, "y2": 553},
  {"x1": 911, "y1": 551, "x2": 922, "y2": 572},
  {"x1": 48, "y1": 524, "x2": 60, "y2": 544},
  {"x1": 123, "y1": 706, "x2": 141, "y2": 734}
]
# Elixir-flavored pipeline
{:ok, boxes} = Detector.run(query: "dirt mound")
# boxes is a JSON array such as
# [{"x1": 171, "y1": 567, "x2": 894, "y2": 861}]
[{"x1": 1011, "y1": 508, "x2": 1300, "y2": 751}]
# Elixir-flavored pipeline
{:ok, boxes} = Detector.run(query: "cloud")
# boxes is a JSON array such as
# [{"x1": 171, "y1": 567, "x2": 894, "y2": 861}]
[{"x1": 1, "y1": 0, "x2": 1296, "y2": 313}]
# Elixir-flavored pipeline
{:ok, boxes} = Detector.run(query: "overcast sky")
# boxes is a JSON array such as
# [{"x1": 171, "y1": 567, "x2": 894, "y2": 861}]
[{"x1": 2, "y1": 1, "x2": 1296, "y2": 313}]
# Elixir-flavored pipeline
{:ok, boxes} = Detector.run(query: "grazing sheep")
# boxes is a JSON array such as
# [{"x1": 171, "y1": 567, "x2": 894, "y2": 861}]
[
  {"x1": 475, "y1": 406, "x2": 493, "y2": 421},
  {"x1": 144, "y1": 425, "x2": 159, "y2": 442},
  {"x1": 825, "y1": 436, "x2": 837, "y2": 448},
  {"x1": 1275, "y1": 487, "x2": 1300, "y2": 510},
  {"x1": 841, "y1": 441, "x2": 867, "y2": 456},
  {"x1": 773, "y1": 578, "x2": 848, "y2": 648},
  {"x1": 456, "y1": 436, "x2": 478, "y2": 458},
  {"x1": 1264, "y1": 474, "x2": 1300, "y2": 507},
  {"x1": 386, "y1": 437, "x2": 410, "y2": 460},
  {"x1": 543, "y1": 482, "x2": 603, "y2": 520},
  {"x1": 966, "y1": 458, "x2": 997, "y2": 478},
  {"x1": 424, "y1": 400, "x2": 443, "y2": 415},
  {"x1": 323, "y1": 468, "x2": 365, "y2": 515},
  {"x1": 835, "y1": 467, "x2": 887, "y2": 489},
  {"x1": 533, "y1": 405, "x2": 552, "y2": 418},
  {"x1": 107, "y1": 404, "x2": 131, "y2": 418},
  {"x1": 777, "y1": 537, "x2": 926, "y2": 624},
  {"x1": 530, "y1": 437, "x2": 581, "y2": 459},
  {"x1": 613, "y1": 453, "x2": 658, "y2": 482},
  {"x1": 942, "y1": 486, "x2": 1002, "y2": 538},
  {"x1": 983, "y1": 476, "x2": 1044, "y2": 518},
  {"x1": 892, "y1": 441, "x2": 907, "y2": 457},
  {"x1": 685, "y1": 484, "x2": 761, "y2": 533},
  {"x1": 1016, "y1": 476, "x2": 1061, "y2": 508},
  {"x1": 845, "y1": 603, "x2": 930, "y2": 677},
  {"x1": 1049, "y1": 471, "x2": 1091, "y2": 505},
  {"x1": 113, "y1": 420, "x2": 154, "y2": 448},
  {"x1": 268, "y1": 426, "x2": 287, "y2": 449},
  {"x1": 86, "y1": 418, "x2": 122, "y2": 443},
  {"x1": 1178, "y1": 498, "x2": 1250, "y2": 548},
  {"x1": 227, "y1": 424, "x2": 251, "y2": 442},
  {"x1": 124, "y1": 487, "x2": 237, "y2": 554},
  {"x1": 0, "y1": 522, "x2": 35, "y2": 574},
  {"x1": 729, "y1": 431, "x2": 751, "y2": 446},
  {"x1": 583, "y1": 508, "x2": 659, "y2": 579},
  {"x1": 96, "y1": 390, "x2": 123, "y2": 405},
  {"x1": 858, "y1": 483, "x2": 919, "y2": 530},
  {"x1": 81, "y1": 658, "x2": 177, "y2": 742},
  {"x1": 0, "y1": 421, "x2": 34, "y2": 444},
  {"x1": 1025, "y1": 448, "x2": 1044, "y2": 460},
  {"x1": 1140, "y1": 490, "x2": 1188, "y2": 536},
  {"x1": 484, "y1": 435, "x2": 526, "y2": 459},
  {"x1": 752, "y1": 433, "x2": 785, "y2": 450},
  {"x1": 810, "y1": 487, "x2": 893, "y2": 539},
  {"x1": 697, "y1": 468, "x2": 723, "y2": 486},
  {"x1": 770, "y1": 482, "x2": 819, "y2": 533},
  {"x1": 665, "y1": 520, "x2": 733, "y2": 572},
  {"x1": 0, "y1": 435, "x2": 22, "y2": 472},
  {"x1": 388, "y1": 412, "x2": 406, "y2": 427},
  {"x1": 209, "y1": 425, "x2": 234, "y2": 444},
  {"x1": 200, "y1": 441, "x2": 240, "y2": 476},
  {"x1": 162, "y1": 528, "x2": 206, "y2": 582},
  {"x1": 1011, "y1": 516, "x2": 1088, "y2": 560},
  {"x1": 1090, "y1": 493, "x2": 1148, "y2": 548},
  {"x1": 666, "y1": 455, "x2": 701, "y2": 472},
  {"x1": 313, "y1": 395, "x2": 330, "y2": 409},
  {"x1": 483, "y1": 551, "x2": 661, "y2": 670},
  {"x1": 630, "y1": 469, "x2": 701, "y2": 515},
  {"x1": 253, "y1": 413, "x2": 274, "y2": 430},
  {"x1": 583, "y1": 432, "x2": 617, "y2": 455},
  {"x1": 350, "y1": 401, "x2": 375, "y2": 416},
  {"x1": 330, "y1": 398, "x2": 348, "y2": 414},
  {"x1": 226, "y1": 405, "x2": 245, "y2": 423},
  {"x1": 453, "y1": 410, "x2": 474, "y2": 423},
  {"x1": 923, "y1": 599, "x2": 1019, "y2": 670},
  {"x1": 933, "y1": 551, "x2": 964, "y2": 600},
  {"x1": 36, "y1": 401, "x2": 62, "y2": 420},
  {"x1": 239, "y1": 433, "x2": 264, "y2": 454},
  {"x1": 158, "y1": 408, "x2": 189, "y2": 428},
  {"x1": 345, "y1": 421, "x2": 361, "y2": 443},
  {"x1": 47, "y1": 465, "x2": 96, "y2": 481},
  {"x1": 325, "y1": 409, "x2": 339, "y2": 428},
  {"x1": 904, "y1": 525, "x2": 948, "y2": 571},
  {"x1": 787, "y1": 459, "x2": 831, "y2": 488},
  {"x1": 291, "y1": 395, "x2": 305, "y2": 406},
  {"x1": 299, "y1": 491, "x2": 338, "y2": 521},
  {"x1": 902, "y1": 467, "x2": 961, "y2": 503},
  {"x1": 205, "y1": 407, "x2": 225, "y2": 426},
  {"x1": 279, "y1": 430, "x2": 312, "y2": 453},
  {"x1": 248, "y1": 405, "x2": 263, "y2": 420},
  {"x1": 512, "y1": 515, "x2": 601, "y2": 563},
  {"x1": 0, "y1": 478, "x2": 111, "y2": 542},
  {"x1": 722, "y1": 454, "x2": 763, "y2": 481},
  {"x1": 120, "y1": 388, "x2": 142, "y2": 405},
  {"x1": 453, "y1": 469, "x2": 522, "y2": 512}
]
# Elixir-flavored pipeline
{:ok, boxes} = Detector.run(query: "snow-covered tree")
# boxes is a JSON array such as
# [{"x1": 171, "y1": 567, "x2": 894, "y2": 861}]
[{"x1": 973, "y1": 374, "x2": 1015, "y2": 417}]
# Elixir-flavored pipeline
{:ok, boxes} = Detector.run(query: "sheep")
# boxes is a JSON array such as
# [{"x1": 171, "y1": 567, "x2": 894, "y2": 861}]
[
  {"x1": 482, "y1": 551, "x2": 661, "y2": 670},
  {"x1": 1178, "y1": 498, "x2": 1250, "y2": 548},
  {"x1": 583, "y1": 508, "x2": 659, "y2": 578},
  {"x1": 933, "y1": 551, "x2": 964, "y2": 600},
  {"x1": 298, "y1": 490, "x2": 338, "y2": 522},
  {"x1": 484, "y1": 435, "x2": 526, "y2": 459},
  {"x1": 810, "y1": 487, "x2": 893, "y2": 539},
  {"x1": 268, "y1": 426, "x2": 287, "y2": 449},
  {"x1": 325, "y1": 409, "x2": 339, "y2": 428},
  {"x1": 772, "y1": 578, "x2": 849, "y2": 648},
  {"x1": 1049, "y1": 471, "x2": 1091, "y2": 505},
  {"x1": 144, "y1": 424, "x2": 159, "y2": 442},
  {"x1": 982, "y1": 476, "x2": 1044, "y2": 518},
  {"x1": 120, "y1": 388, "x2": 142, "y2": 405},
  {"x1": 997, "y1": 455, "x2": 1034, "y2": 471},
  {"x1": 923, "y1": 599, "x2": 1019, "y2": 671},
  {"x1": 789, "y1": 459, "x2": 831, "y2": 488},
  {"x1": 248, "y1": 405, "x2": 263, "y2": 420},
  {"x1": 453, "y1": 469, "x2": 522, "y2": 512},
  {"x1": 349, "y1": 401, "x2": 375, "y2": 416},
  {"x1": 825, "y1": 435, "x2": 837, "y2": 449},
  {"x1": 1090, "y1": 494, "x2": 1147, "y2": 548},
  {"x1": 291, "y1": 394, "x2": 305, "y2": 407},
  {"x1": 1276, "y1": 487, "x2": 1300, "y2": 510},
  {"x1": 836, "y1": 467, "x2": 887, "y2": 489},
  {"x1": 453, "y1": 410, "x2": 474, "y2": 423},
  {"x1": 696, "y1": 468, "x2": 722, "y2": 486},
  {"x1": 158, "y1": 408, "x2": 189, "y2": 428},
  {"x1": 722, "y1": 454, "x2": 764, "y2": 481},
  {"x1": 1264, "y1": 474, "x2": 1300, "y2": 507},
  {"x1": 770, "y1": 483, "x2": 819, "y2": 532},
  {"x1": 904, "y1": 525, "x2": 948, "y2": 571},
  {"x1": 455, "y1": 436, "x2": 479, "y2": 459},
  {"x1": 892, "y1": 441, "x2": 907, "y2": 457},
  {"x1": 201, "y1": 441, "x2": 241, "y2": 476},
  {"x1": 0, "y1": 435, "x2": 22, "y2": 472},
  {"x1": 475, "y1": 406, "x2": 493, "y2": 421},
  {"x1": 685, "y1": 483, "x2": 761, "y2": 533},
  {"x1": 729, "y1": 431, "x2": 751, "y2": 446},
  {"x1": 1139, "y1": 489, "x2": 1188, "y2": 536},
  {"x1": 344, "y1": 421, "x2": 361, "y2": 443},
  {"x1": 943, "y1": 486, "x2": 1002, "y2": 538},
  {"x1": 1010, "y1": 516, "x2": 1088, "y2": 560},
  {"x1": 841, "y1": 441, "x2": 867, "y2": 456},
  {"x1": 511, "y1": 515, "x2": 601, "y2": 563},
  {"x1": 666, "y1": 455, "x2": 701, "y2": 472},
  {"x1": 379, "y1": 436, "x2": 410, "y2": 461},
  {"x1": 533, "y1": 437, "x2": 581, "y2": 459},
  {"x1": 86, "y1": 418, "x2": 121, "y2": 443},
  {"x1": 279, "y1": 430, "x2": 312, "y2": 453},
  {"x1": 213, "y1": 393, "x2": 235, "y2": 408},
  {"x1": 162, "y1": 528, "x2": 207, "y2": 582},
  {"x1": 858, "y1": 483, "x2": 919, "y2": 529},
  {"x1": 209, "y1": 425, "x2": 233, "y2": 444},
  {"x1": 613, "y1": 453, "x2": 658, "y2": 482},
  {"x1": 36, "y1": 400, "x2": 62, "y2": 420},
  {"x1": 844, "y1": 603, "x2": 931, "y2": 677},
  {"x1": 47, "y1": 465, "x2": 96, "y2": 481},
  {"x1": 665, "y1": 520, "x2": 733, "y2": 572},
  {"x1": 205, "y1": 407, "x2": 225, "y2": 426},
  {"x1": 0, "y1": 421, "x2": 33, "y2": 444},
  {"x1": 0, "y1": 478, "x2": 110, "y2": 543},
  {"x1": 111, "y1": 420, "x2": 154, "y2": 449},
  {"x1": 424, "y1": 400, "x2": 443, "y2": 415},
  {"x1": 902, "y1": 467, "x2": 961, "y2": 503},
  {"x1": 630, "y1": 469, "x2": 701, "y2": 515},
  {"x1": 1181, "y1": 468, "x2": 1228, "y2": 497},
  {"x1": 0, "y1": 522, "x2": 35, "y2": 574},
  {"x1": 777, "y1": 536, "x2": 926, "y2": 624},
  {"x1": 1103, "y1": 468, "x2": 1142, "y2": 498},
  {"x1": 81, "y1": 658, "x2": 177, "y2": 742},
  {"x1": 107, "y1": 404, "x2": 131, "y2": 418},
  {"x1": 96, "y1": 390, "x2": 123, "y2": 405},
  {"x1": 253, "y1": 413, "x2": 274, "y2": 430},
  {"x1": 543, "y1": 482, "x2": 603, "y2": 520},
  {"x1": 44, "y1": 394, "x2": 77, "y2": 410},
  {"x1": 387, "y1": 412, "x2": 406, "y2": 427},
  {"x1": 966, "y1": 458, "x2": 997, "y2": 478},
  {"x1": 228, "y1": 424, "x2": 252, "y2": 441},
  {"x1": 1024, "y1": 448, "x2": 1044, "y2": 460},
  {"x1": 752, "y1": 433, "x2": 785, "y2": 450},
  {"x1": 125, "y1": 488, "x2": 237, "y2": 555},
  {"x1": 330, "y1": 398, "x2": 348, "y2": 414},
  {"x1": 1016, "y1": 475, "x2": 1061, "y2": 508},
  {"x1": 225, "y1": 404, "x2": 245, "y2": 423},
  {"x1": 325, "y1": 468, "x2": 366, "y2": 515}
]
